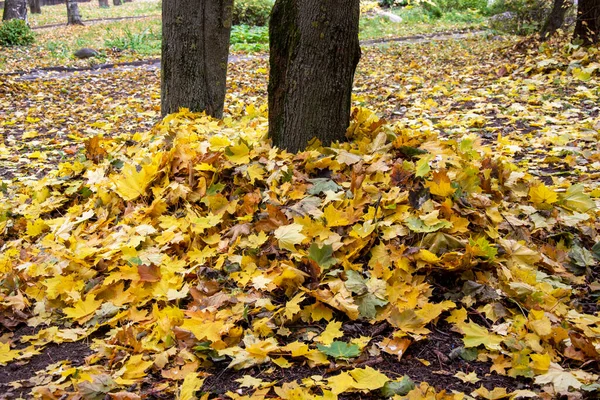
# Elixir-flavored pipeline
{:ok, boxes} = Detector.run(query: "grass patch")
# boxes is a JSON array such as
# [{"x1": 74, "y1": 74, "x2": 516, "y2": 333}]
[
  {"x1": 230, "y1": 25, "x2": 269, "y2": 52},
  {"x1": 0, "y1": 0, "x2": 161, "y2": 27},
  {"x1": 359, "y1": 6, "x2": 486, "y2": 40}
]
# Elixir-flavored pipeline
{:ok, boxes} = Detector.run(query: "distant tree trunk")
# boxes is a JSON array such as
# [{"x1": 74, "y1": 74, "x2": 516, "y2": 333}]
[
  {"x1": 540, "y1": 0, "x2": 573, "y2": 40},
  {"x1": 113, "y1": 0, "x2": 122, "y2": 5},
  {"x1": 268, "y1": 0, "x2": 361, "y2": 153},
  {"x1": 123, "y1": 0, "x2": 132, "y2": 2},
  {"x1": 98, "y1": 0, "x2": 109, "y2": 7},
  {"x1": 3, "y1": 0, "x2": 28, "y2": 21},
  {"x1": 573, "y1": 0, "x2": 600, "y2": 45},
  {"x1": 66, "y1": 0, "x2": 83, "y2": 25},
  {"x1": 161, "y1": 0, "x2": 234, "y2": 118},
  {"x1": 29, "y1": 0, "x2": 41, "y2": 14}
]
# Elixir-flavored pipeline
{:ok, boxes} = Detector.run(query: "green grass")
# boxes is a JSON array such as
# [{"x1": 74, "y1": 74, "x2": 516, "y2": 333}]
[
  {"x1": 230, "y1": 25, "x2": 269, "y2": 52},
  {"x1": 0, "y1": 0, "x2": 161, "y2": 27},
  {"x1": 359, "y1": 6, "x2": 486, "y2": 40}
]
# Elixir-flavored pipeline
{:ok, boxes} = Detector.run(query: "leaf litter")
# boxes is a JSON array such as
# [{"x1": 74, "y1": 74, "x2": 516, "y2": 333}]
[{"x1": 0, "y1": 34, "x2": 599, "y2": 399}]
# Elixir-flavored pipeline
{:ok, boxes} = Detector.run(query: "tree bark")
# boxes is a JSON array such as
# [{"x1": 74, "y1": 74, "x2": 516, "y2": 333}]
[
  {"x1": 66, "y1": 0, "x2": 83, "y2": 25},
  {"x1": 268, "y1": 0, "x2": 361, "y2": 153},
  {"x1": 29, "y1": 0, "x2": 41, "y2": 14},
  {"x1": 540, "y1": 0, "x2": 573, "y2": 40},
  {"x1": 3, "y1": 0, "x2": 28, "y2": 21},
  {"x1": 98, "y1": 0, "x2": 109, "y2": 8},
  {"x1": 113, "y1": 0, "x2": 122, "y2": 6},
  {"x1": 161, "y1": 0, "x2": 233, "y2": 118},
  {"x1": 573, "y1": 0, "x2": 600, "y2": 45}
]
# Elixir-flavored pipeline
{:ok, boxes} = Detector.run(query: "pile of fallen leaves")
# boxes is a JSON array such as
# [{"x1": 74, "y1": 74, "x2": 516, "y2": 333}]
[
  {"x1": 1, "y1": 34, "x2": 600, "y2": 399},
  {"x1": 1, "y1": 99, "x2": 599, "y2": 398}
]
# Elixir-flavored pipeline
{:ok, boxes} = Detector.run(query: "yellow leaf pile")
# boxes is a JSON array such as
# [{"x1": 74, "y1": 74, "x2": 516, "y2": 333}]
[{"x1": 1, "y1": 35, "x2": 599, "y2": 399}]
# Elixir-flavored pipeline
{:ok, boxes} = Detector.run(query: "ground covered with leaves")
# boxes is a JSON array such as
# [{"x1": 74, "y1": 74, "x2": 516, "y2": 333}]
[{"x1": 0, "y1": 33, "x2": 599, "y2": 399}]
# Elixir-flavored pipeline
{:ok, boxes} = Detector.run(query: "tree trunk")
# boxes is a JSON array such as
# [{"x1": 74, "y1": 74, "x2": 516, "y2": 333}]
[
  {"x1": 540, "y1": 0, "x2": 573, "y2": 40},
  {"x1": 268, "y1": 0, "x2": 361, "y2": 153},
  {"x1": 66, "y1": 0, "x2": 83, "y2": 25},
  {"x1": 98, "y1": 0, "x2": 109, "y2": 8},
  {"x1": 113, "y1": 0, "x2": 122, "y2": 6},
  {"x1": 573, "y1": 0, "x2": 600, "y2": 45},
  {"x1": 29, "y1": 0, "x2": 41, "y2": 14},
  {"x1": 161, "y1": 0, "x2": 233, "y2": 118},
  {"x1": 3, "y1": 0, "x2": 28, "y2": 21}
]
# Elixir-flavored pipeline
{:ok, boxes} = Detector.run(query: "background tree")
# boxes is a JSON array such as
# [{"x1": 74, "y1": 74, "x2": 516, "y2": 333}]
[
  {"x1": 66, "y1": 0, "x2": 83, "y2": 25},
  {"x1": 29, "y1": 0, "x2": 41, "y2": 14},
  {"x1": 268, "y1": 0, "x2": 361, "y2": 153},
  {"x1": 161, "y1": 0, "x2": 234, "y2": 118},
  {"x1": 113, "y1": 0, "x2": 122, "y2": 6},
  {"x1": 3, "y1": 0, "x2": 28, "y2": 21},
  {"x1": 573, "y1": 0, "x2": 600, "y2": 45},
  {"x1": 98, "y1": 0, "x2": 109, "y2": 8},
  {"x1": 540, "y1": 0, "x2": 573, "y2": 40}
]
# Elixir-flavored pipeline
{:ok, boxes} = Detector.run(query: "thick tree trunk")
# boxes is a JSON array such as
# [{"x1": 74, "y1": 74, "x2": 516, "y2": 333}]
[
  {"x1": 573, "y1": 0, "x2": 600, "y2": 45},
  {"x1": 29, "y1": 0, "x2": 41, "y2": 14},
  {"x1": 3, "y1": 0, "x2": 28, "y2": 21},
  {"x1": 98, "y1": 0, "x2": 109, "y2": 7},
  {"x1": 66, "y1": 0, "x2": 83, "y2": 25},
  {"x1": 113, "y1": 0, "x2": 122, "y2": 6},
  {"x1": 161, "y1": 0, "x2": 233, "y2": 118},
  {"x1": 540, "y1": 0, "x2": 573, "y2": 40},
  {"x1": 268, "y1": 0, "x2": 361, "y2": 153}
]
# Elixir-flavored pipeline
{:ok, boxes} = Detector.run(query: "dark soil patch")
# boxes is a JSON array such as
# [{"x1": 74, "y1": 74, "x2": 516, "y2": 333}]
[
  {"x1": 0, "y1": 324, "x2": 95, "y2": 399},
  {"x1": 197, "y1": 320, "x2": 530, "y2": 398}
]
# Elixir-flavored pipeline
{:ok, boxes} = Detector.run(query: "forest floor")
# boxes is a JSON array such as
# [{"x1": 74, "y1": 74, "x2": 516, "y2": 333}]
[{"x1": 0, "y1": 28, "x2": 599, "y2": 400}]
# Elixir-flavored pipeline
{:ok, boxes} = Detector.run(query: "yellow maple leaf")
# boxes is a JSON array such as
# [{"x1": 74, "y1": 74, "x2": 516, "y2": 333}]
[
  {"x1": 63, "y1": 295, "x2": 103, "y2": 322},
  {"x1": 178, "y1": 372, "x2": 205, "y2": 400},
  {"x1": 113, "y1": 153, "x2": 162, "y2": 201},
  {"x1": 531, "y1": 353, "x2": 551, "y2": 374},
  {"x1": 529, "y1": 184, "x2": 558, "y2": 208},
  {"x1": 226, "y1": 142, "x2": 250, "y2": 165},
  {"x1": 235, "y1": 375, "x2": 263, "y2": 389},
  {"x1": 528, "y1": 309, "x2": 552, "y2": 337},
  {"x1": 274, "y1": 223, "x2": 306, "y2": 252},
  {"x1": 426, "y1": 170, "x2": 456, "y2": 197},
  {"x1": 455, "y1": 371, "x2": 480, "y2": 384},
  {"x1": 283, "y1": 292, "x2": 305, "y2": 320},
  {"x1": 473, "y1": 386, "x2": 509, "y2": 400},
  {"x1": 26, "y1": 219, "x2": 49, "y2": 237},
  {"x1": 116, "y1": 354, "x2": 154, "y2": 385},
  {"x1": 458, "y1": 321, "x2": 503, "y2": 351},
  {"x1": 180, "y1": 319, "x2": 226, "y2": 343},
  {"x1": 327, "y1": 371, "x2": 355, "y2": 395},
  {"x1": 0, "y1": 342, "x2": 20, "y2": 365},
  {"x1": 323, "y1": 204, "x2": 352, "y2": 227},
  {"x1": 348, "y1": 366, "x2": 389, "y2": 390},
  {"x1": 315, "y1": 320, "x2": 343, "y2": 345}
]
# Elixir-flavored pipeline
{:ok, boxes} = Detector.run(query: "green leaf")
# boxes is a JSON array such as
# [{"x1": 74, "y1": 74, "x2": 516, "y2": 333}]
[
  {"x1": 405, "y1": 216, "x2": 452, "y2": 233},
  {"x1": 308, "y1": 243, "x2": 337, "y2": 269},
  {"x1": 591, "y1": 241, "x2": 600, "y2": 261},
  {"x1": 398, "y1": 146, "x2": 427, "y2": 158},
  {"x1": 560, "y1": 184, "x2": 595, "y2": 212},
  {"x1": 344, "y1": 270, "x2": 367, "y2": 295},
  {"x1": 308, "y1": 178, "x2": 342, "y2": 195},
  {"x1": 357, "y1": 293, "x2": 388, "y2": 319},
  {"x1": 380, "y1": 376, "x2": 415, "y2": 397},
  {"x1": 317, "y1": 341, "x2": 361, "y2": 359},
  {"x1": 569, "y1": 244, "x2": 595, "y2": 268},
  {"x1": 415, "y1": 154, "x2": 433, "y2": 178}
]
